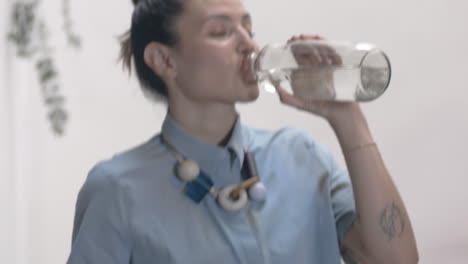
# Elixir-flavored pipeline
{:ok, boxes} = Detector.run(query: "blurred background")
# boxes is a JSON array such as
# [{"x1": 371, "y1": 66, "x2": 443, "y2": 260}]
[{"x1": 1, "y1": 0, "x2": 467, "y2": 263}]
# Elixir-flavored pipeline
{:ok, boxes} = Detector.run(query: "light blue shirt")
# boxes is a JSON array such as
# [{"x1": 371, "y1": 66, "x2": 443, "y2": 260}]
[{"x1": 68, "y1": 113, "x2": 357, "y2": 264}]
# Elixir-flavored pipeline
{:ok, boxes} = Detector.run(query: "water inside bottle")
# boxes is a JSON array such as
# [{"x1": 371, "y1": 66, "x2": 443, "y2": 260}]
[
  {"x1": 254, "y1": 42, "x2": 390, "y2": 102},
  {"x1": 257, "y1": 65, "x2": 389, "y2": 101}
]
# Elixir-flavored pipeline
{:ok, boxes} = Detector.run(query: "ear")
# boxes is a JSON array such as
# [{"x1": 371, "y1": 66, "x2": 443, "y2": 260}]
[{"x1": 143, "y1": 42, "x2": 177, "y2": 81}]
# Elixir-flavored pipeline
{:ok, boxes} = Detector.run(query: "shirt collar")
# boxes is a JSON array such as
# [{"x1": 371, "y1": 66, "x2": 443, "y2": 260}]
[{"x1": 161, "y1": 112, "x2": 246, "y2": 167}]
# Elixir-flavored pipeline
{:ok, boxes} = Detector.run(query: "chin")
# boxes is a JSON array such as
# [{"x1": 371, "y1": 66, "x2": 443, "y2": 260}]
[
  {"x1": 248, "y1": 87, "x2": 260, "y2": 101},
  {"x1": 240, "y1": 84, "x2": 260, "y2": 102}
]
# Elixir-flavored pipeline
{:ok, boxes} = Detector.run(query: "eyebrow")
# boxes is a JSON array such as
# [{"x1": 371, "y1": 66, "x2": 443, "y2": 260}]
[{"x1": 204, "y1": 13, "x2": 252, "y2": 23}]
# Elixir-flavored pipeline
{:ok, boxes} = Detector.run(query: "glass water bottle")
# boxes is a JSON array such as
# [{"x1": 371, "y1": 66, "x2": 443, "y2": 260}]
[{"x1": 248, "y1": 39, "x2": 392, "y2": 102}]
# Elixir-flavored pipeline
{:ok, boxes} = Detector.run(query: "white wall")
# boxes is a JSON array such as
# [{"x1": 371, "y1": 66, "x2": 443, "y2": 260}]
[
  {"x1": 1, "y1": 0, "x2": 467, "y2": 263},
  {"x1": 0, "y1": 0, "x2": 13, "y2": 261}
]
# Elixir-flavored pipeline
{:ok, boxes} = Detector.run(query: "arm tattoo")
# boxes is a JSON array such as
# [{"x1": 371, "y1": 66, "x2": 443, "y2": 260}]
[{"x1": 379, "y1": 202, "x2": 405, "y2": 241}]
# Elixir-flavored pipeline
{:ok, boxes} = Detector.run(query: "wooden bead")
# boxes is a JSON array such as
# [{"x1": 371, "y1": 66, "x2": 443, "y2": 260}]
[
  {"x1": 217, "y1": 185, "x2": 248, "y2": 211},
  {"x1": 231, "y1": 176, "x2": 260, "y2": 200},
  {"x1": 176, "y1": 159, "x2": 200, "y2": 182}
]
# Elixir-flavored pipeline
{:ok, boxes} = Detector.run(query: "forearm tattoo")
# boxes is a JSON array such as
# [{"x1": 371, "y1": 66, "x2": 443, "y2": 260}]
[{"x1": 380, "y1": 202, "x2": 405, "y2": 241}]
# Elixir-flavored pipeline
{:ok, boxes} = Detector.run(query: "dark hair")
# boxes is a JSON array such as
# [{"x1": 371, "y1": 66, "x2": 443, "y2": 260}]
[{"x1": 119, "y1": 0, "x2": 185, "y2": 99}]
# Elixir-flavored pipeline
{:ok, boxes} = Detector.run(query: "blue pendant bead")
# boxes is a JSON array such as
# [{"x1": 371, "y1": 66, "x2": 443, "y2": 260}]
[{"x1": 183, "y1": 170, "x2": 214, "y2": 203}]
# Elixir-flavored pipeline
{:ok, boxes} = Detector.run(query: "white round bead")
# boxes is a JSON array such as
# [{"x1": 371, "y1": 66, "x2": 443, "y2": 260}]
[
  {"x1": 217, "y1": 185, "x2": 248, "y2": 211},
  {"x1": 176, "y1": 159, "x2": 200, "y2": 182},
  {"x1": 248, "y1": 182, "x2": 267, "y2": 202}
]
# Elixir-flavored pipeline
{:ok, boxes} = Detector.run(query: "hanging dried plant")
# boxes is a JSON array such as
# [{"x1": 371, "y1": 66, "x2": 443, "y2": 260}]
[
  {"x1": 8, "y1": 0, "x2": 82, "y2": 136},
  {"x1": 8, "y1": 0, "x2": 39, "y2": 58},
  {"x1": 62, "y1": 0, "x2": 81, "y2": 48}
]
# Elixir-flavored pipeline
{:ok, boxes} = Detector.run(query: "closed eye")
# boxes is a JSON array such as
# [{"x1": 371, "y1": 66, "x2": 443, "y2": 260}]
[{"x1": 210, "y1": 29, "x2": 233, "y2": 38}]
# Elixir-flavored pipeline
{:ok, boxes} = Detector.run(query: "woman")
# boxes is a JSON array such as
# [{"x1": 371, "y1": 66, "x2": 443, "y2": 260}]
[{"x1": 67, "y1": 0, "x2": 418, "y2": 263}]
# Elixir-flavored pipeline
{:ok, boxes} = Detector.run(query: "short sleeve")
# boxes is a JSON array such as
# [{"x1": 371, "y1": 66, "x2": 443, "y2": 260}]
[
  {"x1": 67, "y1": 164, "x2": 132, "y2": 264},
  {"x1": 303, "y1": 133, "x2": 357, "y2": 262},
  {"x1": 326, "y1": 152, "x2": 357, "y2": 264}
]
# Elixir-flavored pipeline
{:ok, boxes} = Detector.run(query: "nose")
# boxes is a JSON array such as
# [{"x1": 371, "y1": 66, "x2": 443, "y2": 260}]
[{"x1": 236, "y1": 27, "x2": 259, "y2": 55}]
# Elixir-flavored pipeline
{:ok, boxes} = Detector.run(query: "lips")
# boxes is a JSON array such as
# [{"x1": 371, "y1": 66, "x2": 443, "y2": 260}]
[{"x1": 240, "y1": 54, "x2": 257, "y2": 85}]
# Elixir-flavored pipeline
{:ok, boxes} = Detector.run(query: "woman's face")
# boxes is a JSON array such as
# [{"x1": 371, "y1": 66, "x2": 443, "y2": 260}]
[{"x1": 169, "y1": 0, "x2": 259, "y2": 105}]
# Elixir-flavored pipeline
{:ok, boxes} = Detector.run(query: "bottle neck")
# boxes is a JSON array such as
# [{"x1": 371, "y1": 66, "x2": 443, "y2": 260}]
[{"x1": 242, "y1": 51, "x2": 259, "y2": 83}]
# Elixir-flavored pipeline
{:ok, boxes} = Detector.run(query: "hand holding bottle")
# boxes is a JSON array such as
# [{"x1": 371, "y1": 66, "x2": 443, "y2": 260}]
[
  {"x1": 288, "y1": 34, "x2": 343, "y2": 101},
  {"x1": 271, "y1": 34, "x2": 367, "y2": 121}
]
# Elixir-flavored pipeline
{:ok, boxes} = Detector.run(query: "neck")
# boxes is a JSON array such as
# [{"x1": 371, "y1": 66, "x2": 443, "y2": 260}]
[{"x1": 168, "y1": 101, "x2": 238, "y2": 146}]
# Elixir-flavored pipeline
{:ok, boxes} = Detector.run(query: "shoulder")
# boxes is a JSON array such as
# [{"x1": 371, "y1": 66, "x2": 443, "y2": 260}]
[
  {"x1": 244, "y1": 125, "x2": 336, "y2": 169},
  {"x1": 81, "y1": 134, "x2": 166, "y2": 195},
  {"x1": 244, "y1": 125, "x2": 328, "y2": 153},
  {"x1": 103, "y1": 134, "x2": 166, "y2": 174}
]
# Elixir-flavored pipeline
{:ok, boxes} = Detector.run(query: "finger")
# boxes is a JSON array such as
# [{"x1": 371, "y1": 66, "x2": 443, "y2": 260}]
[
  {"x1": 317, "y1": 46, "x2": 335, "y2": 65},
  {"x1": 275, "y1": 83, "x2": 330, "y2": 115},
  {"x1": 306, "y1": 43, "x2": 341, "y2": 66},
  {"x1": 291, "y1": 34, "x2": 342, "y2": 67},
  {"x1": 274, "y1": 80, "x2": 333, "y2": 116},
  {"x1": 329, "y1": 51, "x2": 343, "y2": 65},
  {"x1": 296, "y1": 34, "x2": 340, "y2": 65},
  {"x1": 291, "y1": 43, "x2": 323, "y2": 65},
  {"x1": 299, "y1": 34, "x2": 326, "y2": 40},
  {"x1": 287, "y1": 35, "x2": 300, "y2": 44},
  {"x1": 299, "y1": 35, "x2": 331, "y2": 65},
  {"x1": 274, "y1": 83, "x2": 306, "y2": 109},
  {"x1": 312, "y1": 48, "x2": 324, "y2": 64}
]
